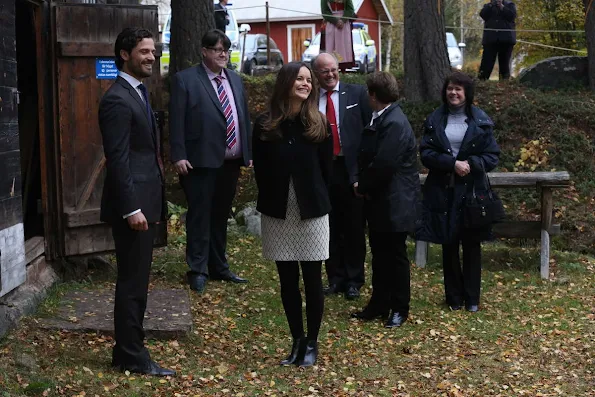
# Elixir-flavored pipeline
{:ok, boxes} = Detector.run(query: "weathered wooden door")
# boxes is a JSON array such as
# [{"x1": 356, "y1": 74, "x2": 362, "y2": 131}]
[
  {"x1": 53, "y1": 3, "x2": 165, "y2": 257},
  {"x1": 290, "y1": 27, "x2": 311, "y2": 61}
]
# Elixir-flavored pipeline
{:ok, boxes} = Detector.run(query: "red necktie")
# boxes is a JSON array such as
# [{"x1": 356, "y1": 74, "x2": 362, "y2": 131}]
[{"x1": 326, "y1": 90, "x2": 340, "y2": 156}]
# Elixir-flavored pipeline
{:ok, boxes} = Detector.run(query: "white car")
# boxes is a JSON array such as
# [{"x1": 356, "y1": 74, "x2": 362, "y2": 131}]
[
  {"x1": 302, "y1": 22, "x2": 377, "y2": 73},
  {"x1": 447, "y1": 32, "x2": 466, "y2": 70}
]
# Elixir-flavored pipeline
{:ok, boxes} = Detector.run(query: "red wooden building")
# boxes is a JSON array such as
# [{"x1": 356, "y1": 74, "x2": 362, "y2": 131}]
[{"x1": 234, "y1": 0, "x2": 393, "y2": 68}]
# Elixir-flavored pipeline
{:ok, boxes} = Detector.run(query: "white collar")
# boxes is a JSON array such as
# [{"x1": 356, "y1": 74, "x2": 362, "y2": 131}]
[
  {"x1": 320, "y1": 81, "x2": 340, "y2": 96},
  {"x1": 119, "y1": 71, "x2": 143, "y2": 89},
  {"x1": 370, "y1": 104, "x2": 392, "y2": 126}
]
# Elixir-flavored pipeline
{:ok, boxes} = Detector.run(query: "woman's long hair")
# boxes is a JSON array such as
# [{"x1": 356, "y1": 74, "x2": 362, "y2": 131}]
[
  {"x1": 442, "y1": 71, "x2": 475, "y2": 119},
  {"x1": 260, "y1": 62, "x2": 327, "y2": 142}
]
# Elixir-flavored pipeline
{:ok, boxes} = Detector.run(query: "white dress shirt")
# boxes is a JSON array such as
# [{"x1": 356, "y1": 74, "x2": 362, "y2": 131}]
[{"x1": 370, "y1": 104, "x2": 392, "y2": 126}]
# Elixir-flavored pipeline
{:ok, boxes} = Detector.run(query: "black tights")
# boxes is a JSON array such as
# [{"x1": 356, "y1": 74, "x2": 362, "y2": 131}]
[{"x1": 276, "y1": 261, "x2": 324, "y2": 341}]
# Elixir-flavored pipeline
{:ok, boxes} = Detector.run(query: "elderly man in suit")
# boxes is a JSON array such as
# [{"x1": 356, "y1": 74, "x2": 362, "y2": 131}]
[
  {"x1": 312, "y1": 52, "x2": 372, "y2": 300},
  {"x1": 170, "y1": 29, "x2": 251, "y2": 294},
  {"x1": 99, "y1": 27, "x2": 174, "y2": 376}
]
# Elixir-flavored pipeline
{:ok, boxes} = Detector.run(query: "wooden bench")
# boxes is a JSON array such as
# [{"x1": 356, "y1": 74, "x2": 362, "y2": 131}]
[{"x1": 414, "y1": 171, "x2": 571, "y2": 279}]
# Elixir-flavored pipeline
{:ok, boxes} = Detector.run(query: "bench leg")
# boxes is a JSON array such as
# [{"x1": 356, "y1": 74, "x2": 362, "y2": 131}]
[
  {"x1": 415, "y1": 240, "x2": 428, "y2": 268},
  {"x1": 540, "y1": 230, "x2": 550, "y2": 279}
]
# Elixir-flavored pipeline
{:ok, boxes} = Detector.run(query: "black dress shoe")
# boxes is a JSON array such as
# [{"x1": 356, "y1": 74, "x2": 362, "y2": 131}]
[
  {"x1": 350, "y1": 307, "x2": 387, "y2": 321},
  {"x1": 188, "y1": 274, "x2": 207, "y2": 293},
  {"x1": 211, "y1": 272, "x2": 248, "y2": 284},
  {"x1": 323, "y1": 283, "x2": 342, "y2": 296},
  {"x1": 385, "y1": 311, "x2": 407, "y2": 328},
  {"x1": 465, "y1": 304, "x2": 479, "y2": 312},
  {"x1": 345, "y1": 286, "x2": 360, "y2": 300},
  {"x1": 279, "y1": 337, "x2": 305, "y2": 366},
  {"x1": 117, "y1": 360, "x2": 176, "y2": 377},
  {"x1": 296, "y1": 340, "x2": 318, "y2": 367},
  {"x1": 449, "y1": 305, "x2": 463, "y2": 311}
]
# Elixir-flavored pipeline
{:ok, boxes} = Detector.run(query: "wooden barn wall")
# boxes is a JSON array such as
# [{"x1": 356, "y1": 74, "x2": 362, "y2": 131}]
[{"x1": 0, "y1": 0, "x2": 26, "y2": 297}]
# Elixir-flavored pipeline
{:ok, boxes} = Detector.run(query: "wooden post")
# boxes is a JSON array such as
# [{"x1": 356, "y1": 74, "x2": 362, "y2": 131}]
[
  {"x1": 266, "y1": 1, "x2": 271, "y2": 66},
  {"x1": 540, "y1": 185, "x2": 553, "y2": 279},
  {"x1": 415, "y1": 241, "x2": 428, "y2": 268}
]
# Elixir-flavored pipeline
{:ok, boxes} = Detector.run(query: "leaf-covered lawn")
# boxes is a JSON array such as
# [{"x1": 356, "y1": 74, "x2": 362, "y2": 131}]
[{"x1": 1, "y1": 229, "x2": 594, "y2": 396}]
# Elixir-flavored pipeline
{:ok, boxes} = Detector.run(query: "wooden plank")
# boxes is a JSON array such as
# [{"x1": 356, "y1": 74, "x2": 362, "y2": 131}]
[
  {"x1": 0, "y1": 123, "x2": 19, "y2": 152},
  {"x1": 541, "y1": 230, "x2": 550, "y2": 279},
  {"x1": 419, "y1": 171, "x2": 571, "y2": 188},
  {"x1": 64, "y1": 208, "x2": 101, "y2": 227},
  {"x1": 25, "y1": 236, "x2": 45, "y2": 265},
  {"x1": 540, "y1": 187, "x2": 554, "y2": 231},
  {"x1": 0, "y1": 196, "x2": 22, "y2": 231},
  {"x1": 58, "y1": 42, "x2": 163, "y2": 57},
  {"x1": 0, "y1": 150, "x2": 22, "y2": 202},
  {"x1": 492, "y1": 221, "x2": 560, "y2": 239},
  {"x1": 0, "y1": 86, "x2": 19, "y2": 124}
]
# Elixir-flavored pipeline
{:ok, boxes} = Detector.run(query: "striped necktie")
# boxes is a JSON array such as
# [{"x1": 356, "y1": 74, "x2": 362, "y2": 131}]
[{"x1": 213, "y1": 76, "x2": 237, "y2": 149}]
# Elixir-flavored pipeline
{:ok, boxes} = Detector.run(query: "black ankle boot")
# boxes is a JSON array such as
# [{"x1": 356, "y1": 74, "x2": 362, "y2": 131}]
[
  {"x1": 297, "y1": 340, "x2": 318, "y2": 367},
  {"x1": 280, "y1": 337, "x2": 305, "y2": 365}
]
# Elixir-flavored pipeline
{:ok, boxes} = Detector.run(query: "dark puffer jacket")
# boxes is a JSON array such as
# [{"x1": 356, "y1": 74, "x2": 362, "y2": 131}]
[
  {"x1": 480, "y1": 1, "x2": 517, "y2": 45},
  {"x1": 416, "y1": 105, "x2": 500, "y2": 244}
]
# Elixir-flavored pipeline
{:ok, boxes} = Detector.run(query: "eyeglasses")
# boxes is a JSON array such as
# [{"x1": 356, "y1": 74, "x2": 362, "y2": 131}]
[
  {"x1": 316, "y1": 68, "x2": 338, "y2": 75},
  {"x1": 206, "y1": 47, "x2": 229, "y2": 55}
]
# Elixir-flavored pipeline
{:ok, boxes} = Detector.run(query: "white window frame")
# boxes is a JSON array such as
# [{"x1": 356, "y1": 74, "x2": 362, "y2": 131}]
[{"x1": 286, "y1": 23, "x2": 316, "y2": 62}]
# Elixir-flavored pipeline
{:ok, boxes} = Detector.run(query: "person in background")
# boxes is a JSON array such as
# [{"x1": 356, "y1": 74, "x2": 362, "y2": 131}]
[
  {"x1": 352, "y1": 71, "x2": 418, "y2": 328},
  {"x1": 252, "y1": 62, "x2": 333, "y2": 367},
  {"x1": 169, "y1": 29, "x2": 251, "y2": 294},
  {"x1": 99, "y1": 27, "x2": 174, "y2": 376},
  {"x1": 320, "y1": 0, "x2": 356, "y2": 71},
  {"x1": 214, "y1": 0, "x2": 230, "y2": 33},
  {"x1": 478, "y1": 0, "x2": 517, "y2": 80},
  {"x1": 312, "y1": 52, "x2": 371, "y2": 301},
  {"x1": 416, "y1": 72, "x2": 500, "y2": 312}
]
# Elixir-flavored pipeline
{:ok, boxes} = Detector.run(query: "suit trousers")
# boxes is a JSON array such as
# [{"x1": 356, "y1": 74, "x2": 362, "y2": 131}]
[
  {"x1": 181, "y1": 159, "x2": 241, "y2": 278},
  {"x1": 442, "y1": 237, "x2": 482, "y2": 306},
  {"x1": 367, "y1": 230, "x2": 410, "y2": 315},
  {"x1": 325, "y1": 157, "x2": 366, "y2": 289},
  {"x1": 111, "y1": 220, "x2": 155, "y2": 366},
  {"x1": 479, "y1": 43, "x2": 514, "y2": 80}
]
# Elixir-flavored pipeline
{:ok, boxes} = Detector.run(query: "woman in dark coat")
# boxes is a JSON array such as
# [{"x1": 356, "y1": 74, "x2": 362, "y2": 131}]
[
  {"x1": 252, "y1": 62, "x2": 333, "y2": 367},
  {"x1": 352, "y1": 71, "x2": 419, "y2": 328},
  {"x1": 416, "y1": 72, "x2": 500, "y2": 312}
]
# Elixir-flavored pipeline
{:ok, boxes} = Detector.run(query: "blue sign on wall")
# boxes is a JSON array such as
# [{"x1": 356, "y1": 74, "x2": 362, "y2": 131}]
[{"x1": 96, "y1": 58, "x2": 118, "y2": 79}]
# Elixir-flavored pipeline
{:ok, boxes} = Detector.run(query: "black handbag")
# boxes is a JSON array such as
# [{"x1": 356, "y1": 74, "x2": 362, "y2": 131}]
[{"x1": 463, "y1": 163, "x2": 505, "y2": 229}]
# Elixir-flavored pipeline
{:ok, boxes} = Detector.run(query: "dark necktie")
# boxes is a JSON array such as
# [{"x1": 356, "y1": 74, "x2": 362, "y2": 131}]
[
  {"x1": 326, "y1": 90, "x2": 340, "y2": 156},
  {"x1": 138, "y1": 83, "x2": 165, "y2": 177},
  {"x1": 213, "y1": 76, "x2": 237, "y2": 149}
]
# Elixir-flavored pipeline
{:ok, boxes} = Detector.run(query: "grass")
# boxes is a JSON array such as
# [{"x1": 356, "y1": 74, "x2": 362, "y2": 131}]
[{"x1": 0, "y1": 224, "x2": 594, "y2": 396}]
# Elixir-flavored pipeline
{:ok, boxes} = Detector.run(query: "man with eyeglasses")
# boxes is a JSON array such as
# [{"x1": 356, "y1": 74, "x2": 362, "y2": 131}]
[
  {"x1": 169, "y1": 29, "x2": 252, "y2": 294},
  {"x1": 312, "y1": 52, "x2": 372, "y2": 301}
]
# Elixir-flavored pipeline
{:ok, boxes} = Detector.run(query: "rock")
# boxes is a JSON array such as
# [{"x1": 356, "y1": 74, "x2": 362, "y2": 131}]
[
  {"x1": 14, "y1": 352, "x2": 39, "y2": 372},
  {"x1": 235, "y1": 205, "x2": 261, "y2": 236},
  {"x1": 519, "y1": 56, "x2": 588, "y2": 89}
]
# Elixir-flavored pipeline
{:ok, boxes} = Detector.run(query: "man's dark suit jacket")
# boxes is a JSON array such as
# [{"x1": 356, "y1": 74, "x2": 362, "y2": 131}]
[
  {"x1": 169, "y1": 66, "x2": 252, "y2": 167},
  {"x1": 335, "y1": 83, "x2": 372, "y2": 184},
  {"x1": 99, "y1": 76, "x2": 164, "y2": 224},
  {"x1": 214, "y1": 3, "x2": 229, "y2": 33}
]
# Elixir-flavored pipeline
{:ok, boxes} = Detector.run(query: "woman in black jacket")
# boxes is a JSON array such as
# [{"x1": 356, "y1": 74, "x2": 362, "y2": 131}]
[
  {"x1": 352, "y1": 71, "x2": 419, "y2": 328},
  {"x1": 252, "y1": 62, "x2": 333, "y2": 367},
  {"x1": 416, "y1": 72, "x2": 500, "y2": 312}
]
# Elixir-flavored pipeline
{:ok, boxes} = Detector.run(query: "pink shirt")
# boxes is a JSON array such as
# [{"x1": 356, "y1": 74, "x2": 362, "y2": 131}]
[{"x1": 203, "y1": 64, "x2": 242, "y2": 160}]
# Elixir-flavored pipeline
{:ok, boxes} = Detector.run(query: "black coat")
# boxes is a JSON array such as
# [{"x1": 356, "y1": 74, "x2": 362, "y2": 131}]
[
  {"x1": 358, "y1": 103, "x2": 419, "y2": 233},
  {"x1": 98, "y1": 77, "x2": 165, "y2": 224},
  {"x1": 252, "y1": 114, "x2": 333, "y2": 220},
  {"x1": 416, "y1": 105, "x2": 500, "y2": 244},
  {"x1": 480, "y1": 1, "x2": 517, "y2": 45}
]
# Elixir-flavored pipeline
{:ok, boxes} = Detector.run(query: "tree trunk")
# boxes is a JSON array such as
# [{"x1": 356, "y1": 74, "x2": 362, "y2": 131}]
[
  {"x1": 403, "y1": 0, "x2": 451, "y2": 102},
  {"x1": 585, "y1": 0, "x2": 595, "y2": 91},
  {"x1": 170, "y1": 0, "x2": 214, "y2": 75},
  {"x1": 384, "y1": 35, "x2": 392, "y2": 72}
]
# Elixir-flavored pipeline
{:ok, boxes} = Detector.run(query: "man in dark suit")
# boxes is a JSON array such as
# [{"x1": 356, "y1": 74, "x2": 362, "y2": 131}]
[
  {"x1": 99, "y1": 28, "x2": 174, "y2": 376},
  {"x1": 312, "y1": 52, "x2": 372, "y2": 300},
  {"x1": 170, "y1": 29, "x2": 251, "y2": 294},
  {"x1": 214, "y1": 0, "x2": 230, "y2": 33}
]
